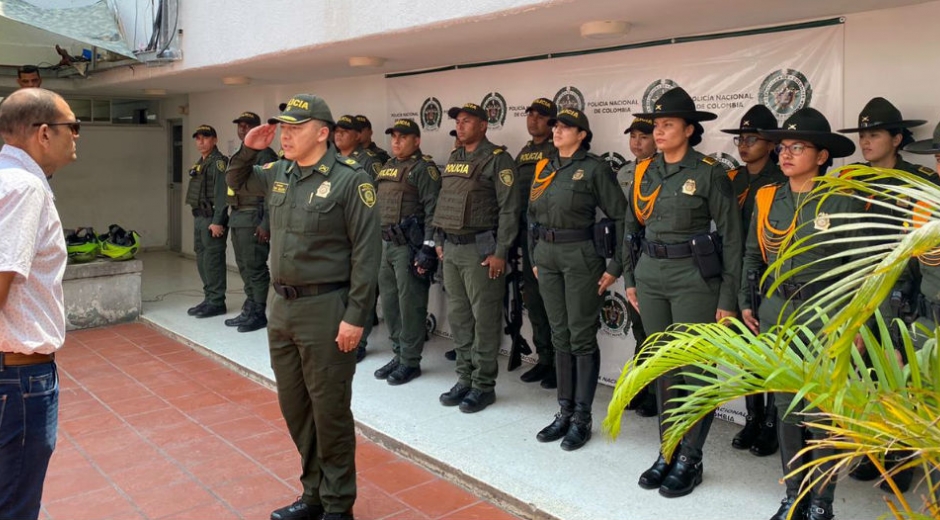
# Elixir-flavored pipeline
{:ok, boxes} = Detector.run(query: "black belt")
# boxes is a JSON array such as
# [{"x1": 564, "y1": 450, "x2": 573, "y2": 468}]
[
  {"x1": 232, "y1": 206, "x2": 259, "y2": 211},
  {"x1": 192, "y1": 208, "x2": 214, "y2": 218},
  {"x1": 775, "y1": 281, "x2": 825, "y2": 301},
  {"x1": 0, "y1": 352, "x2": 55, "y2": 370},
  {"x1": 445, "y1": 233, "x2": 477, "y2": 245},
  {"x1": 273, "y1": 282, "x2": 349, "y2": 300},
  {"x1": 535, "y1": 227, "x2": 592, "y2": 243},
  {"x1": 640, "y1": 240, "x2": 693, "y2": 259}
]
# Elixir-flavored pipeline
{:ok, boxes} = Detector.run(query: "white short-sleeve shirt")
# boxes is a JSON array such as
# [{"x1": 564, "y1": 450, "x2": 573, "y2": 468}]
[{"x1": 0, "y1": 145, "x2": 67, "y2": 354}]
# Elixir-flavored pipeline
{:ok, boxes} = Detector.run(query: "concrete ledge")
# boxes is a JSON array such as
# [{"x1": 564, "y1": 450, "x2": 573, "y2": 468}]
[{"x1": 64, "y1": 259, "x2": 142, "y2": 330}]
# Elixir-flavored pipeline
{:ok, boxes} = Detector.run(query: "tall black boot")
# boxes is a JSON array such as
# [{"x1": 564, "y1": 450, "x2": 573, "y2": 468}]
[
  {"x1": 561, "y1": 350, "x2": 599, "y2": 451},
  {"x1": 225, "y1": 300, "x2": 251, "y2": 327},
  {"x1": 880, "y1": 450, "x2": 914, "y2": 493},
  {"x1": 751, "y1": 393, "x2": 779, "y2": 456},
  {"x1": 805, "y1": 427, "x2": 837, "y2": 520},
  {"x1": 770, "y1": 419, "x2": 809, "y2": 520},
  {"x1": 537, "y1": 351, "x2": 574, "y2": 442},
  {"x1": 733, "y1": 394, "x2": 765, "y2": 450},
  {"x1": 659, "y1": 401, "x2": 713, "y2": 498},
  {"x1": 638, "y1": 371, "x2": 681, "y2": 489},
  {"x1": 238, "y1": 302, "x2": 268, "y2": 332}
]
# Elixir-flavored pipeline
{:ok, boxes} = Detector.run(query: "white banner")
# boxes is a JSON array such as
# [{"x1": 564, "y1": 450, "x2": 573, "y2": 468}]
[{"x1": 388, "y1": 24, "x2": 844, "y2": 424}]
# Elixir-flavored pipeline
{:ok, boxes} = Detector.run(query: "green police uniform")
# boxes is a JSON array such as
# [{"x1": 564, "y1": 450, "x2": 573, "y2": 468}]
[
  {"x1": 368, "y1": 141, "x2": 391, "y2": 165},
  {"x1": 226, "y1": 145, "x2": 278, "y2": 325},
  {"x1": 515, "y1": 137, "x2": 555, "y2": 373},
  {"x1": 350, "y1": 146, "x2": 382, "y2": 181},
  {"x1": 375, "y1": 148, "x2": 441, "y2": 372},
  {"x1": 186, "y1": 143, "x2": 229, "y2": 309},
  {"x1": 226, "y1": 95, "x2": 380, "y2": 516},
  {"x1": 432, "y1": 130, "x2": 521, "y2": 403},
  {"x1": 529, "y1": 109, "x2": 626, "y2": 450},
  {"x1": 729, "y1": 160, "x2": 786, "y2": 236}
]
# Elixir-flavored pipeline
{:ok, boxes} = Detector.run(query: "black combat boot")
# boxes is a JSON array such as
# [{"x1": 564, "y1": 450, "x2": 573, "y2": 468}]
[
  {"x1": 658, "y1": 454, "x2": 703, "y2": 498},
  {"x1": 537, "y1": 352, "x2": 573, "y2": 442},
  {"x1": 849, "y1": 456, "x2": 880, "y2": 481},
  {"x1": 225, "y1": 300, "x2": 251, "y2": 327},
  {"x1": 638, "y1": 454, "x2": 674, "y2": 490},
  {"x1": 806, "y1": 499, "x2": 834, "y2": 520},
  {"x1": 187, "y1": 300, "x2": 209, "y2": 316},
  {"x1": 520, "y1": 363, "x2": 552, "y2": 383},
  {"x1": 639, "y1": 370, "x2": 682, "y2": 489},
  {"x1": 732, "y1": 394, "x2": 764, "y2": 450},
  {"x1": 770, "y1": 420, "x2": 808, "y2": 520},
  {"x1": 561, "y1": 350, "x2": 599, "y2": 451},
  {"x1": 880, "y1": 451, "x2": 914, "y2": 493},
  {"x1": 751, "y1": 394, "x2": 779, "y2": 456},
  {"x1": 238, "y1": 302, "x2": 267, "y2": 332}
]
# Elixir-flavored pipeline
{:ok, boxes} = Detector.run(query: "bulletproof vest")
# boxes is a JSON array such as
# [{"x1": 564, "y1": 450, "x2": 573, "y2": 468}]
[
  {"x1": 185, "y1": 155, "x2": 215, "y2": 209},
  {"x1": 432, "y1": 145, "x2": 500, "y2": 230},
  {"x1": 226, "y1": 153, "x2": 266, "y2": 208},
  {"x1": 376, "y1": 157, "x2": 422, "y2": 226}
]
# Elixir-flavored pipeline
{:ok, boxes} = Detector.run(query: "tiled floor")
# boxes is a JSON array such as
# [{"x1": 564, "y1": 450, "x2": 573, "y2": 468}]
[{"x1": 41, "y1": 322, "x2": 520, "y2": 520}]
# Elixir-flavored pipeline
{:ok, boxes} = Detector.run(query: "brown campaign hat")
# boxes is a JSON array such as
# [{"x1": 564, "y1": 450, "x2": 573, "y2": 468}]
[
  {"x1": 232, "y1": 111, "x2": 261, "y2": 126},
  {"x1": 904, "y1": 121, "x2": 940, "y2": 154},
  {"x1": 268, "y1": 94, "x2": 335, "y2": 126},
  {"x1": 385, "y1": 118, "x2": 420, "y2": 137},
  {"x1": 759, "y1": 107, "x2": 855, "y2": 158},
  {"x1": 447, "y1": 102, "x2": 487, "y2": 121},
  {"x1": 720, "y1": 105, "x2": 778, "y2": 135},
  {"x1": 191, "y1": 124, "x2": 217, "y2": 138},
  {"x1": 634, "y1": 87, "x2": 717, "y2": 122},
  {"x1": 838, "y1": 97, "x2": 926, "y2": 133}
]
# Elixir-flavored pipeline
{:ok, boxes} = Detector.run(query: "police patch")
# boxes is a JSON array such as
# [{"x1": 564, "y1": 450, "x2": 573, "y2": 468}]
[
  {"x1": 427, "y1": 166, "x2": 440, "y2": 181},
  {"x1": 217, "y1": 160, "x2": 226, "y2": 171},
  {"x1": 499, "y1": 169, "x2": 514, "y2": 187},
  {"x1": 358, "y1": 183, "x2": 377, "y2": 207},
  {"x1": 371, "y1": 163, "x2": 381, "y2": 176},
  {"x1": 262, "y1": 161, "x2": 276, "y2": 170},
  {"x1": 272, "y1": 181, "x2": 288, "y2": 194},
  {"x1": 920, "y1": 166, "x2": 935, "y2": 176},
  {"x1": 599, "y1": 291, "x2": 629, "y2": 337}
]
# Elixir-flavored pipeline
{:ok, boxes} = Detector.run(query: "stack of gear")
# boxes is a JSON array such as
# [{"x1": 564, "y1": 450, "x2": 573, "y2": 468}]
[
  {"x1": 98, "y1": 224, "x2": 141, "y2": 261},
  {"x1": 65, "y1": 227, "x2": 100, "y2": 263}
]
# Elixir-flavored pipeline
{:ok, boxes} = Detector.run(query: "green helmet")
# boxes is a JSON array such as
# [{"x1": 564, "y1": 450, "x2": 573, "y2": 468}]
[
  {"x1": 98, "y1": 224, "x2": 141, "y2": 261},
  {"x1": 65, "y1": 227, "x2": 100, "y2": 263}
]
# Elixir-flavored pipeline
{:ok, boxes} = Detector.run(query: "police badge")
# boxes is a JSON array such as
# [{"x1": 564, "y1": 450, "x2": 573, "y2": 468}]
[
  {"x1": 814, "y1": 212, "x2": 830, "y2": 231},
  {"x1": 316, "y1": 181, "x2": 331, "y2": 198},
  {"x1": 682, "y1": 179, "x2": 696, "y2": 195}
]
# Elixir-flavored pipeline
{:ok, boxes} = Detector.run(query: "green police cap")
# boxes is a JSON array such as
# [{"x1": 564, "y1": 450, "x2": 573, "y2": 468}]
[
  {"x1": 232, "y1": 111, "x2": 261, "y2": 126},
  {"x1": 447, "y1": 102, "x2": 487, "y2": 121},
  {"x1": 355, "y1": 115, "x2": 372, "y2": 129},
  {"x1": 549, "y1": 108, "x2": 593, "y2": 143},
  {"x1": 336, "y1": 115, "x2": 363, "y2": 131},
  {"x1": 385, "y1": 118, "x2": 420, "y2": 137},
  {"x1": 268, "y1": 94, "x2": 335, "y2": 126},
  {"x1": 192, "y1": 124, "x2": 217, "y2": 138},
  {"x1": 624, "y1": 116, "x2": 654, "y2": 135},
  {"x1": 525, "y1": 98, "x2": 557, "y2": 117}
]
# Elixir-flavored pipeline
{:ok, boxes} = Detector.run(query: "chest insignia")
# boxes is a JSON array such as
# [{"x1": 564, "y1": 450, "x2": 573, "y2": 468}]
[
  {"x1": 572, "y1": 169, "x2": 584, "y2": 181},
  {"x1": 316, "y1": 181, "x2": 331, "y2": 198},
  {"x1": 814, "y1": 212, "x2": 830, "y2": 231},
  {"x1": 272, "y1": 181, "x2": 288, "y2": 194},
  {"x1": 682, "y1": 179, "x2": 696, "y2": 196}
]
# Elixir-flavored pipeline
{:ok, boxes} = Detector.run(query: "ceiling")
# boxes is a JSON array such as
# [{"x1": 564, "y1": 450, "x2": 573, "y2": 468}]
[{"x1": 3, "y1": 0, "x2": 936, "y2": 95}]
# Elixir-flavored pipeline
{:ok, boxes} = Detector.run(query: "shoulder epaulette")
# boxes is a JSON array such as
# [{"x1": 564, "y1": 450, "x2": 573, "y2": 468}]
[
  {"x1": 702, "y1": 156, "x2": 718, "y2": 166},
  {"x1": 920, "y1": 165, "x2": 936, "y2": 176},
  {"x1": 262, "y1": 161, "x2": 276, "y2": 170},
  {"x1": 493, "y1": 147, "x2": 505, "y2": 155},
  {"x1": 343, "y1": 158, "x2": 357, "y2": 165}
]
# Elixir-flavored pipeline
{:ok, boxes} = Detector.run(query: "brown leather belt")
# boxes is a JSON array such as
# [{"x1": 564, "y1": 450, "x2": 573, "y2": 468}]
[{"x1": 0, "y1": 352, "x2": 55, "y2": 369}]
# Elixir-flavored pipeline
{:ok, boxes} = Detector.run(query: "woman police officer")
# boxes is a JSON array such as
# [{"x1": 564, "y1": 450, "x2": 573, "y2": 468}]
[{"x1": 527, "y1": 107, "x2": 627, "y2": 451}]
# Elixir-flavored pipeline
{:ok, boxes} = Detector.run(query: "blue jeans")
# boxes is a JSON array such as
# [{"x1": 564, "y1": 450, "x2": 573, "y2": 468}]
[{"x1": 0, "y1": 362, "x2": 59, "y2": 520}]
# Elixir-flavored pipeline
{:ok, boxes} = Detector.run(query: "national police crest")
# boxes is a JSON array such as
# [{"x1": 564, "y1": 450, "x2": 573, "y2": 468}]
[
  {"x1": 420, "y1": 97, "x2": 443, "y2": 131},
  {"x1": 553, "y1": 86, "x2": 586, "y2": 112},
  {"x1": 759, "y1": 69, "x2": 812, "y2": 119},
  {"x1": 600, "y1": 291, "x2": 629, "y2": 336},
  {"x1": 481, "y1": 92, "x2": 507, "y2": 130},
  {"x1": 643, "y1": 79, "x2": 679, "y2": 113}
]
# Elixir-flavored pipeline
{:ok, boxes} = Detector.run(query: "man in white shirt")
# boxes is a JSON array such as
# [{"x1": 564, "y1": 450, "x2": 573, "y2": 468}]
[{"x1": 0, "y1": 88, "x2": 78, "y2": 520}]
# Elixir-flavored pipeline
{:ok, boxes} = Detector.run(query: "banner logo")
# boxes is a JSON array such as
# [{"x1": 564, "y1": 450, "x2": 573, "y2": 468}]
[
  {"x1": 708, "y1": 152, "x2": 741, "y2": 172},
  {"x1": 481, "y1": 92, "x2": 507, "y2": 129},
  {"x1": 759, "y1": 69, "x2": 812, "y2": 119},
  {"x1": 643, "y1": 79, "x2": 678, "y2": 113},
  {"x1": 553, "y1": 86, "x2": 585, "y2": 112},
  {"x1": 600, "y1": 291, "x2": 629, "y2": 336},
  {"x1": 420, "y1": 97, "x2": 443, "y2": 131},
  {"x1": 600, "y1": 152, "x2": 627, "y2": 175}
]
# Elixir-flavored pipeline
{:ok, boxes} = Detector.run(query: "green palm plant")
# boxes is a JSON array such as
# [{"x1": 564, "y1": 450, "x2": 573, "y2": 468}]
[{"x1": 603, "y1": 165, "x2": 940, "y2": 520}]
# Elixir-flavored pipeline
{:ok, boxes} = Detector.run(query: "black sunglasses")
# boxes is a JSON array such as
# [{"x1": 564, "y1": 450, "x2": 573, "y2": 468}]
[{"x1": 32, "y1": 120, "x2": 81, "y2": 135}]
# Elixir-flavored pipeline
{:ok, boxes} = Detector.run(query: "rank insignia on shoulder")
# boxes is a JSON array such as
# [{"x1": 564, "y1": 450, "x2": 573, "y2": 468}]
[
  {"x1": 682, "y1": 179, "x2": 696, "y2": 195},
  {"x1": 499, "y1": 169, "x2": 514, "y2": 187},
  {"x1": 262, "y1": 161, "x2": 276, "y2": 170},
  {"x1": 423, "y1": 155, "x2": 434, "y2": 161},
  {"x1": 572, "y1": 169, "x2": 584, "y2": 181},
  {"x1": 814, "y1": 212, "x2": 830, "y2": 231},
  {"x1": 227, "y1": 187, "x2": 235, "y2": 196},
  {"x1": 345, "y1": 158, "x2": 357, "y2": 165},
  {"x1": 318, "y1": 164, "x2": 330, "y2": 173},
  {"x1": 217, "y1": 160, "x2": 227, "y2": 171},
  {"x1": 358, "y1": 183, "x2": 376, "y2": 207},
  {"x1": 702, "y1": 156, "x2": 718, "y2": 166},
  {"x1": 493, "y1": 148, "x2": 504, "y2": 155},
  {"x1": 920, "y1": 166, "x2": 936, "y2": 175}
]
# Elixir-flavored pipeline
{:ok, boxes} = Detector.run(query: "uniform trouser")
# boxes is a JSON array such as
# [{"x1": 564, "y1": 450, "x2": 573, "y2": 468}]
[
  {"x1": 635, "y1": 255, "x2": 719, "y2": 461},
  {"x1": 378, "y1": 241, "x2": 430, "y2": 367},
  {"x1": 532, "y1": 240, "x2": 605, "y2": 356},
  {"x1": 193, "y1": 216, "x2": 228, "y2": 306},
  {"x1": 443, "y1": 242, "x2": 506, "y2": 392},
  {"x1": 626, "y1": 301, "x2": 648, "y2": 355},
  {"x1": 268, "y1": 288, "x2": 357, "y2": 513},
  {"x1": 230, "y1": 218, "x2": 270, "y2": 305},
  {"x1": 520, "y1": 228, "x2": 554, "y2": 365}
]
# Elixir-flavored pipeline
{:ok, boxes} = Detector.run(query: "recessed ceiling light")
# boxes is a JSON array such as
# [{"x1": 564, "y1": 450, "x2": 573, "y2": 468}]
[
  {"x1": 348, "y1": 56, "x2": 386, "y2": 68},
  {"x1": 221, "y1": 76, "x2": 251, "y2": 86},
  {"x1": 580, "y1": 20, "x2": 631, "y2": 39}
]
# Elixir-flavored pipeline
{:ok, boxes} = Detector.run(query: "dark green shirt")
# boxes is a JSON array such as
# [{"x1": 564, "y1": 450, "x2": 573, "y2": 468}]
[
  {"x1": 226, "y1": 143, "x2": 381, "y2": 327},
  {"x1": 368, "y1": 142, "x2": 391, "y2": 165},
  {"x1": 729, "y1": 160, "x2": 786, "y2": 238},
  {"x1": 349, "y1": 146, "x2": 382, "y2": 181},
  {"x1": 515, "y1": 138, "x2": 556, "y2": 214}
]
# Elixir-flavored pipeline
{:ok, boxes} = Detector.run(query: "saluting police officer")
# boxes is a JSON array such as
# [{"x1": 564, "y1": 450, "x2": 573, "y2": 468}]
[
  {"x1": 187, "y1": 124, "x2": 230, "y2": 319},
  {"x1": 719, "y1": 104, "x2": 785, "y2": 456},
  {"x1": 528, "y1": 107, "x2": 626, "y2": 451},
  {"x1": 514, "y1": 97, "x2": 557, "y2": 388},
  {"x1": 226, "y1": 94, "x2": 380, "y2": 520},
  {"x1": 372, "y1": 118, "x2": 441, "y2": 385},
  {"x1": 616, "y1": 116, "x2": 657, "y2": 418},
  {"x1": 356, "y1": 115, "x2": 391, "y2": 165},
  {"x1": 225, "y1": 111, "x2": 279, "y2": 332},
  {"x1": 622, "y1": 87, "x2": 742, "y2": 498},
  {"x1": 432, "y1": 102, "x2": 521, "y2": 413}
]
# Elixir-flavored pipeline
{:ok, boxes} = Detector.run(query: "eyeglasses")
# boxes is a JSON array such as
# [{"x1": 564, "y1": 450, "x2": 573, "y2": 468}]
[
  {"x1": 32, "y1": 120, "x2": 81, "y2": 136},
  {"x1": 774, "y1": 143, "x2": 816, "y2": 156},
  {"x1": 733, "y1": 136, "x2": 769, "y2": 147}
]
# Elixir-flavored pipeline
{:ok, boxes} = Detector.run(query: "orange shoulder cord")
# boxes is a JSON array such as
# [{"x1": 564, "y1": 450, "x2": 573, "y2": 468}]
[
  {"x1": 913, "y1": 200, "x2": 940, "y2": 266},
  {"x1": 754, "y1": 184, "x2": 794, "y2": 264},
  {"x1": 632, "y1": 158, "x2": 658, "y2": 226},
  {"x1": 529, "y1": 158, "x2": 555, "y2": 202},
  {"x1": 727, "y1": 169, "x2": 747, "y2": 208}
]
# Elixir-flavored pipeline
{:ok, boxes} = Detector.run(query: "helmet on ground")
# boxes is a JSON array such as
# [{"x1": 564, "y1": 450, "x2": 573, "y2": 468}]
[
  {"x1": 65, "y1": 227, "x2": 99, "y2": 263},
  {"x1": 98, "y1": 224, "x2": 141, "y2": 261}
]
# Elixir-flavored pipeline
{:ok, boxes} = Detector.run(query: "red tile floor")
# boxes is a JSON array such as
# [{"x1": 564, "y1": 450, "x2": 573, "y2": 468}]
[{"x1": 41, "y1": 322, "x2": 520, "y2": 520}]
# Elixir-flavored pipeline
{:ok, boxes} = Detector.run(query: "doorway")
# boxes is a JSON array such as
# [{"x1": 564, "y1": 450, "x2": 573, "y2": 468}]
[{"x1": 167, "y1": 120, "x2": 183, "y2": 252}]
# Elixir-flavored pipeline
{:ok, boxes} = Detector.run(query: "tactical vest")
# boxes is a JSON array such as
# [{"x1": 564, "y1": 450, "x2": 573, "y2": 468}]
[
  {"x1": 376, "y1": 158, "x2": 422, "y2": 226},
  {"x1": 226, "y1": 156, "x2": 265, "y2": 208},
  {"x1": 185, "y1": 157, "x2": 215, "y2": 209},
  {"x1": 433, "y1": 148, "x2": 500, "y2": 230}
]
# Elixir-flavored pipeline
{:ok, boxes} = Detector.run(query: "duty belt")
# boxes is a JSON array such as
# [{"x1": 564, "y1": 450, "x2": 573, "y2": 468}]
[
  {"x1": 191, "y1": 207, "x2": 214, "y2": 218},
  {"x1": 774, "y1": 280, "x2": 825, "y2": 302},
  {"x1": 640, "y1": 240, "x2": 693, "y2": 259},
  {"x1": 0, "y1": 352, "x2": 55, "y2": 370},
  {"x1": 535, "y1": 227, "x2": 592, "y2": 243},
  {"x1": 232, "y1": 205, "x2": 259, "y2": 211},
  {"x1": 273, "y1": 281, "x2": 349, "y2": 300},
  {"x1": 445, "y1": 233, "x2": 477, "y2": 245}
]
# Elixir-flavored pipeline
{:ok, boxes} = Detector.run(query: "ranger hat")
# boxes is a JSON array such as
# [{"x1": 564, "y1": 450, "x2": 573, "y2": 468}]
[
  {"x1": 759, "y1": 107, "x2": 855, "y2": 158},
  {"x1": 721, "y1": 104, "x2": 778, "y2": 134},
  {"x1": 268, "y1": 94, "x2": 335, "y2": 126},
  {"x1": 904, "y1": 121, "x2": 940, "y2": 154},
  {"x1": 354, "y1": 115, "x2": 372, "y2": 129},
  {"x1": 525, "y1": 97, "x2": 557, "y2": 117},
  {"x1": 336, "y1": 115, "x2": 363, "y2": 131},
  {"x1": 192, "y1": 124, "x2": 217, "y2": 138},
  {"x1": 634, "y1": 87, "x2": 717, "y2": 122},
  {"x1": 838, "y1": 97, "x2": 926, "y2": 133},
  {"x1": 385, "y1": 118, "x2": 420, "y2": 137},
  {"x1": 447, "y1": 102, "x2": 487, "y2": 121},
  {"x1": 232, "y1": 111, "x2": 261, "y2": 126},
  {"x1": 624, "y1": 116, "x2": 654, "y2": 135},
  {"x1": 549, "y1": 107, "x2": 592, "y2": 142}
]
